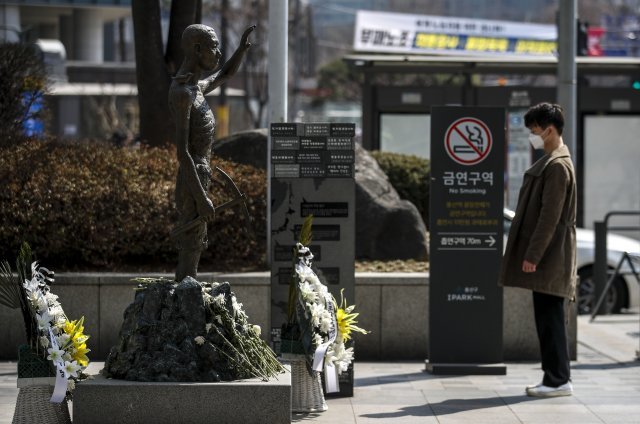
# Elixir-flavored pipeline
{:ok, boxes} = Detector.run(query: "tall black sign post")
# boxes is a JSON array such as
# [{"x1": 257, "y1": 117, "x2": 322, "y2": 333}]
[
  {"x1": 270, "y1": 122, "x2": 356, "y2": 396},
  {"x1": 427, "y1": 107, "x2": 506, "y2": 375}
]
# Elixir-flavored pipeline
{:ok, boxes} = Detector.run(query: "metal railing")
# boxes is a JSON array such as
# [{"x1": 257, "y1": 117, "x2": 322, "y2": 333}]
[
  {"x1": 592, "y1": 211, "x2": 640, "y2": 360},
  {"x1": 592, "y1": 211, "x2": 640, "y2": 317}
]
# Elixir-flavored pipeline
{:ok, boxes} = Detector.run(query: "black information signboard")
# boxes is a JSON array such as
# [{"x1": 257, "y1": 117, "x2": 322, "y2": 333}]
[
  {"x1": 427, "y1": 107, "x2": 506, "y2": 375},
  {"x1": 270, "y1": 122, "x2": 356, "y2": 396}
]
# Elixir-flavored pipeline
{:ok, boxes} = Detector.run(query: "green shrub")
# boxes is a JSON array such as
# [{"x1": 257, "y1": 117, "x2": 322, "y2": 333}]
[
  {"x1": 0, "y1": 139, "x2": 266, "y2": 271},
  {"x1": 370, "y1": 151, "x2": 430, "y2": 227}
]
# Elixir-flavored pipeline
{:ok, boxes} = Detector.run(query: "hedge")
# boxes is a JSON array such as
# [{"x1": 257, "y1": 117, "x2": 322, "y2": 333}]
[
  {"x1": 0, "y1": 139, "x2": 267, "y2": 271},
  {"x1": 370, "y1": 151, "x2": 430, "y2": 227}
]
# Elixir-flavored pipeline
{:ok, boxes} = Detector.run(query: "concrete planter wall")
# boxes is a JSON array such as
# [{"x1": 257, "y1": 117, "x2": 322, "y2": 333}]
[{"x1": 0, "y1": 272, "x2": 576, "y2": 361}]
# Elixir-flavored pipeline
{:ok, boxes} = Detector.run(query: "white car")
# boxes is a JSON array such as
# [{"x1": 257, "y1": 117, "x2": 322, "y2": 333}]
[{"x1": 503, "y1": 209, "x2": 639, "y2": 314}]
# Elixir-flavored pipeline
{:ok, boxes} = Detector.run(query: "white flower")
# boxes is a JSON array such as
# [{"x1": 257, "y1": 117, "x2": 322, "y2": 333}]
[
  {"x1": 67, "y1": 379, "x2": 76, "y2": 391},
  {"x1": 23, "y1": 276, "x2": 39, "y2": 293},
  {"x1": 231, "y1": 296, "x2": 245, "y2": 317},
  {"x1": 57, "y1": 333, "x2": 71, "y2": 347},
  {"x1": 39, "y1": 336, "x2": 50, "y2": 348},
  {"x1": 308, "y1": 302, "x2": 324, "y2": 327},
  {"x1": 62, "y1": 352, "x2": 72, "y2": 362},
  {"x1": 49, "y1": 305, "x2": 64, "y2": 321},
  {"x1": 36, "y1": 311, "x2": 53, "y2": 330},
  {"x1": 203, "y1": 293, "x2": 213, "y2": 304},
  {"x1": 313, "y1": 333, "x2": 324, "y2": 347},
  {"x1": 194, "y1": 336, "x2": 205, "y2": 346},
  {"x1": 320, "y1": 314, "x2": 332, "y2": 334},
  {"x1": 315, "y1": 282, "x2": 328, "y2": 297},
  {"x1": 296, "y1": 243, "x2": 311, "y2": 256},
  {"x1": 296, "y1": 243, "x2": 315, "y2": 264},
  {"x1": 213, "y1": 294, "x2": 225, "y2": 307},
  {"x1": 298, "y1": 265, "x2": 320, "y2": 286},
  {"x1": 62, "y1": 360, "x2": 81, "y2": 379},
  {"x1": 47, "y1": 347, "x2": 65, "y2": 365},
  {"x1": 251, "y1": 325, "x2": 261, "y2": 337},
  {"x1": 205, "y1": 323, "x2": 212, "y2": 333},
  {"x1": 299, "y1": 281, "x2": 317, "y2": 303},
  {"x1": 54, "y1": 315, "x2": 66, "y2": 327},
  {"x1": 28, "y1": 291, "x2": 48, "y2": 313},
  {"x1": 32, "y1": 264, "x2": 53, "y2": 285},
  {"x1": 45, "y1": 291, "x2": 59, "y2": 305},
  {"x1": 30, "y1": 262, "x2": 39, "y2": 278},
  {"x1": 327, "y1": 342, "x2": 354, "y2": 373}
]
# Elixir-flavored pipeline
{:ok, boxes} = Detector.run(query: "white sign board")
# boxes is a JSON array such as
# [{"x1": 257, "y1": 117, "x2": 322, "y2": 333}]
[{"x1": 354, "y1": 10, "x2": 557, "y2": 56}]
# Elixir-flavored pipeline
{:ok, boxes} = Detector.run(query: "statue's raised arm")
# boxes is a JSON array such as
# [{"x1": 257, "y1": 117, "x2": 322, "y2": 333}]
[{"x1": 202, "y1": 25, "x2": 255, "y2": 95}]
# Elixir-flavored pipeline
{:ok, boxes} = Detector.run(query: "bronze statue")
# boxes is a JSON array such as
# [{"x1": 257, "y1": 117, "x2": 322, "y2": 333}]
[{"x1": 169, "y1": 24, "x2": 254, "y2": 281}]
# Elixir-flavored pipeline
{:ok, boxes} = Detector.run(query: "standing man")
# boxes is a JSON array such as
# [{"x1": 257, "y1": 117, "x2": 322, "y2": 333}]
[
  {"x1": 500, "y1": 103, "x2": 577, "y2": 397},
  {"x1": 170, "y1": 24, "x2": 254, "y2": 281}
]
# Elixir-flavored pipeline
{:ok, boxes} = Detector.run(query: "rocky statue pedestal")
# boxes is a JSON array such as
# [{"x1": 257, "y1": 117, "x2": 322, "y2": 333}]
[{"x1": 77, "y1": 276, "x2": 291, "y2": 423}]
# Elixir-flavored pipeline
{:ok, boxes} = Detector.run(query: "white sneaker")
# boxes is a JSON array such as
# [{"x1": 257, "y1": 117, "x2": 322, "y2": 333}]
[
  {"x1": 526, "y1": 382, "x2": 543, "y2": 390},
  {"x1": 526, "y1": 382, "x2": 573, "y2": 397}
]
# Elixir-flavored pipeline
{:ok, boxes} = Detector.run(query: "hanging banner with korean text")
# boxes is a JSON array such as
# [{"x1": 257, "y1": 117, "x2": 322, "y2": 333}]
[
  {"x1": 427, "y1": 106, "x2": 506, "y2": 375},
  {"x1": 354, "y1": 10, "x2": 556, "y2": 56}
]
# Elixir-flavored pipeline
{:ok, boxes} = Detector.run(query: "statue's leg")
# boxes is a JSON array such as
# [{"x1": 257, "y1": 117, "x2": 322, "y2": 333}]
[
  {"x1": 175, "y1": 169, "x2": 206, "y2": 281},
  {"x1": 176, "y1": 247, "x2": 202, "y2": 281},
  {"x1": 174, "y1": 164, "x2": 211, "y2": 281}
]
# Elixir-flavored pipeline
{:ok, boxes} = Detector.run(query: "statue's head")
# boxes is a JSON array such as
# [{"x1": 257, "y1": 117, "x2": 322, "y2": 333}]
[{"x1": 182, "y1": 24, "x2": 221, "y2": 71}]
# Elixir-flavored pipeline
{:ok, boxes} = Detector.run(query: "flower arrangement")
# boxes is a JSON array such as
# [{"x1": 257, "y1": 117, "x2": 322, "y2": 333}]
[
  {"x1": 0, "y1": 244, "x2": 89, "y2": 402},
  {"x1": 285, "y1": 216, "x2": 368, "y2": 393},
  {"x1": 201, "y1": 280, "x2": 285, "y2": 380},
  {"x1": 124, "y1": 277, "x2": 285, "y2": 382}
]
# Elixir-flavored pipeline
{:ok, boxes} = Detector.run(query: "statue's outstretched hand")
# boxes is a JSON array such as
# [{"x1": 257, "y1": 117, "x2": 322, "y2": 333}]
[{"x1": 241, "y1": 25, "x2": 256, "y2": 49}]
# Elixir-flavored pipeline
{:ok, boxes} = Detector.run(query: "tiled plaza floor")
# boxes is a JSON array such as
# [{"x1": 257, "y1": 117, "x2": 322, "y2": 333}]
[{"x1": 1, "y1": 312, "x2": 638, "y2": 423}]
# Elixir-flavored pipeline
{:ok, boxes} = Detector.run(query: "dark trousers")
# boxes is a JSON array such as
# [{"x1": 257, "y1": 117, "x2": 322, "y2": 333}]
[{"x1": 532, "y1": 291, "x2": 571, "y2": 387}]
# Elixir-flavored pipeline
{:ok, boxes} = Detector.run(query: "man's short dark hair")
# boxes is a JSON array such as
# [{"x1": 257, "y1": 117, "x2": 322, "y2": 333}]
[{"x1": 524, "y1": 103, "x2": 565, "y2": 135}]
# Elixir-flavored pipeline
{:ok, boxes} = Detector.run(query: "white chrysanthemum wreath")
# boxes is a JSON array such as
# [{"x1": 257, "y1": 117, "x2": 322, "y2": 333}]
[{"x1": 292, "y1": 241, "x2": 367, "y2": 393}]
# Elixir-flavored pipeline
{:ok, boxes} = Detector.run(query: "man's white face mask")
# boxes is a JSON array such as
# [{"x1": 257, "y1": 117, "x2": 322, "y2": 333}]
[{"x1": 528, "y1": 131, "x2": 545, "y2": 150}]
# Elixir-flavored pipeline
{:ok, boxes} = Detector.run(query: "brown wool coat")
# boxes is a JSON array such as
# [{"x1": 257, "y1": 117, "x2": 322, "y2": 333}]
[{"x1": 499, "y1": 144, "x2": 577, "y2": 299}]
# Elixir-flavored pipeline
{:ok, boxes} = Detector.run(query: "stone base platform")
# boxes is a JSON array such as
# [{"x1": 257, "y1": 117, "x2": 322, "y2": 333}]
[{"x1": 73, "y1": 367, "x2": 291, "y2": 424}]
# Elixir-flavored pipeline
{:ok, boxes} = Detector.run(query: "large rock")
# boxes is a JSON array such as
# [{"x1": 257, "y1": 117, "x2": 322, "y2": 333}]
[
  {"x1": 354, "y1": 143, "x2": 428, "y2": 260},
  {"x1": 214, "y1": 129, "x2": 429, "y2": 260},
  {"x1": 213, "y1": 128, "x2": 268, "y2": 169}
]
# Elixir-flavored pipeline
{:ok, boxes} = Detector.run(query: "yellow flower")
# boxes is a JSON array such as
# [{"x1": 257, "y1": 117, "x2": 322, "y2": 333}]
[
  {"x1": 64, "y1": 317, "x2": 85, "y2": 337},
  {"x1": 72, "y1": 343, "x2": 90, "y2": 367},
  {"x1": 334, "y1": 289, "x2": 368, "y2": 342},
  {"x1": 72, "y1": 332, "x2": 89, "y2": 345},
  {"x1": 62, "y1": 317, "x2": 91, "y2": 367},
  {"x1": 63, "y1": 320, "x2": 75, "y2": 335}
]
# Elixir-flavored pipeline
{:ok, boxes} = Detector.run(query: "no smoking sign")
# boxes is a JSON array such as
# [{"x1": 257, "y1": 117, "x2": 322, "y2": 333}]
[{"x1": 445, "y1": 117, "x2": 492, "y2": 165}]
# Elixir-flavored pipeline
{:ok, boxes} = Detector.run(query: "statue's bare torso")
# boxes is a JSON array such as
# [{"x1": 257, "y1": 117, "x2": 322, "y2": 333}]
[
  {"x1": 169, "y1": 80, "x2": 214, "y2": 253},
  {"x1": 188, "y1": 86, "x2": 215, "y2": 163}
]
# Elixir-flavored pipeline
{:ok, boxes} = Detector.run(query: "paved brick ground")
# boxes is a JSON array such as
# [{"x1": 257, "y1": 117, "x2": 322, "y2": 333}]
[{"x1": 1, "y1": 312, "x2": 638, "y2": 423}]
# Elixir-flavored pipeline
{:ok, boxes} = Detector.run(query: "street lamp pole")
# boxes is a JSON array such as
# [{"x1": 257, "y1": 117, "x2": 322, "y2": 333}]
[
  {"x1": 267, "y1": 0, "x2": 288, "y2": 265},
  {"x1": 557, "y1": 0, "x2": 578, "y2": 170}
]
